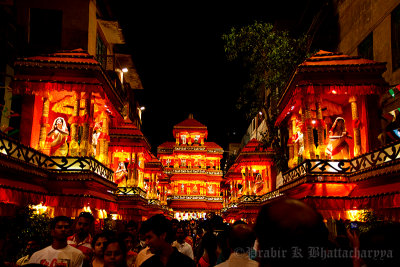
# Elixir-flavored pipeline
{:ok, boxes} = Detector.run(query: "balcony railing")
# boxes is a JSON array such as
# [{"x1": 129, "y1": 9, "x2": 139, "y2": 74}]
[
  {"x1": 116, "y1": 187, "x2": 147, "y2": 198},
  {"x1": 282, "y1": 140, "x2": 400, "y2": 186},
  {"x1": 0, "y1": 132, "x2": 113, "y2": 181}
]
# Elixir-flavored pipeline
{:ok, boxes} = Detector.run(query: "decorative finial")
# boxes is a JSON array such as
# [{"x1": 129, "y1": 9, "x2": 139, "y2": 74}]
[{"x1": 188, "y1": 113, "x2": 193, "y2": 119}]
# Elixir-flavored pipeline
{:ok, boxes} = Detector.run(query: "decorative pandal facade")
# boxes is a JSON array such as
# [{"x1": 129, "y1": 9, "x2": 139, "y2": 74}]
[
  {"x1": 222, "y1": 139, "x2": 276, "y2": 224},
  {"x1": 157, "y1": 114, "x2": 223, "y2": 220},
  {"x1": 0, "y1": 49, "x2": 167, "y2": 220},
  {"x1": 223, "y1": 51, "x2": 400, "y2": 223}
]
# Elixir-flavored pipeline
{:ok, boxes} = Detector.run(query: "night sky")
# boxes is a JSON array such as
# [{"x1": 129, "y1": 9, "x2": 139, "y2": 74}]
[{"x1": 111, "y1": 1, "x2": 332, "y2": 155}]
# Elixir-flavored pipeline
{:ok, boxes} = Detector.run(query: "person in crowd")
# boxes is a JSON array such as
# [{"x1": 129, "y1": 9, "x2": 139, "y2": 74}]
[
  {"x1": 134, "y1": 246, "x2": 153, "y2": 267},
  {"x1": 91, "y1": 232, "x2": 109, "y2": 267},
  {"x1": 197, "y1": 232, "x2": 218, "y2": 267},
  {"x1": 68, "y1": 212, "x2": 94, "y2": 265},
  {"x1": 215, "y1": 229, "x2": 230, "y2": 265},
  {"x1": 254, "y1": 198, "x2": 332, "y2": 267},
  {"x1": 28, "y1": 216, "x2": 84, "y2": 267},
  {"x1": 118, "y1": 232, "x2": 137, "y2": 267},
  {"x1": 172, "y1": 226, "x2": 194, "y2": 260},
  {"x1": 139, "y1": 214, "x2": 195, "y2": 267},
  {"x1": 356, "y1": 222, "x2": 400, "y2": 267},
  {"x1": 215, "y1": 224, "x2": 257, "y2": 267},
  {"x1": 16, "y1": 237, "x2": 41, "y2": 266},
  {"x1": 103, "y1": 239, "x2": 127, "y2": 267},
  {"x1": 125, "y1": 221, "x2": 138, "y2": 248}
]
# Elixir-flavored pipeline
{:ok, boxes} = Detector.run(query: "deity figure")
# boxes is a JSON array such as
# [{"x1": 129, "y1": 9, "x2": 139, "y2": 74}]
[
  {"x1": 254, "y1": 172, "x2": 264, "y2": 194},
  {"x1": 114, "y1": 161, "x2": 128, "y2": 186},
  {"x1": 294, "y1": 126, "x2": 304, "y2": 164},
  {"x1": 326, "y1": 117, "x2": 352, "y2": 159},
  {"x1": 92, "y1": 122, "x2": 102, "y2": 156},
  {"x1": 181, "y1": 183, "x2": 185, "y2": 193},
  {"x1": 208, "y1": 184, "x2": 214, "y2": 194},
  {"x1": 47, "y1": 117, "x2": 69, "y2": 156},
  {"x1": 192, "y1": 184, "x2": 198, "y2": 194},
  {"x1": 181, "y1": 135, "x2": 186, "y2": 145}
]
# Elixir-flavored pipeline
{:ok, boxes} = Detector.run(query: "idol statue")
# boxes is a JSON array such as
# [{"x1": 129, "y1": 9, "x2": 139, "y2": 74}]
[
  {"x1": 326, "y1": 117, "x2": 352, "y2": 159},
  {"x1": 47, "y1": 117, "x2": 69, "y2": 156}
]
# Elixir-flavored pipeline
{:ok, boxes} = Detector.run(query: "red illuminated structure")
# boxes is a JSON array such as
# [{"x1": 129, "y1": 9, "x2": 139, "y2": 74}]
[
  {"x1": 223, "y1": 139, "x2": 276, "y2": 223},
  {"x1": 223, "y1": 51, "x2": 400, "y2": 223},
  {"x1": 0, "y1": 0, "x2": 168, "y2": 221},
  {"x1": 157, "y1": 114, "x2": 223, "y2": 220}
]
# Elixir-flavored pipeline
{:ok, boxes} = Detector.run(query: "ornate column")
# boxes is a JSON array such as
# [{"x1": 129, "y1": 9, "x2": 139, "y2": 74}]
[
  {"x1": 80, "y1": 92, "x2": 92, "y2": 156},
  {"x1": 288, "y1": 119, "x2": 294, "y2": 168},
  {"x1": 188, "y1": 134, "x2": 192, "y2": 145},
  {"x1": 315, "y1": 98, "x2": 326, "y2": 159},
  {"x1": 98, "y1": 112, "x2": 110, "y2": 164},
  {"x1": 349, "y1": 96, "x2": 361, "y2": 157},
  {"x1": 304, "y1": 99, "x2": 315, "y2": 159},
  {"x1": 176, "y1": 133, "x2": 179, "y2": 145},
  {"x1": 127, "y1": 151, "x2": 133, "y2": 187},
  {"x1": 38, "y1": 97, "x2": 50, "y2": 154},
  {"x1": 69, "y1": 91, "x2": 81, "y2": 156},
  {"x1": 200, "y1": 134, "x2": 204, "y2": 145}
]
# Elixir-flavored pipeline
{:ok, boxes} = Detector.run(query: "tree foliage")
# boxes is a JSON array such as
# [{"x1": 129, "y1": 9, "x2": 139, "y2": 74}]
[
  {"x1": 222, "y1": 21, "x2": 309, "y2": 120},
  {"x1": 223, "y1": 21, "x2": 310, "y2": 172}
]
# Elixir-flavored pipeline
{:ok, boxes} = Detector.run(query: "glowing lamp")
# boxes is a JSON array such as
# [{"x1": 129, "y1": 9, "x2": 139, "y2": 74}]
[
  {"x1": 312, "y1": 120, "x2": 316, "y2": 125},
  {"x1": 122, "y1": 68, "x2": 128, "y2": 73},
  {"x1": 332, "y1": 90, "x2": 337, "y2": 94},
  {"x1": 140, "y1": 106, "x2": 145, "y2": 111}
]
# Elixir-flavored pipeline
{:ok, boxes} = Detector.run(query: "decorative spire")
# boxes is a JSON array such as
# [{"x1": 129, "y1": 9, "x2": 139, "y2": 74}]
[{"x1": 188, "y1": 113, "x2": 193, "y2": 119}]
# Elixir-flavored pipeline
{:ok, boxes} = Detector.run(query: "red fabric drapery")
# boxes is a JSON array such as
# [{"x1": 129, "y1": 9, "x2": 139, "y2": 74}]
[
  {"x1": 276, "y1": 84, "x2": 386, "y2": 126},
  {"x1": 0, "y1": 187, "x2": 118, "y2": 213},
  {"x1": 12, "y1": 80, "x2": 103, "y2": 97}
]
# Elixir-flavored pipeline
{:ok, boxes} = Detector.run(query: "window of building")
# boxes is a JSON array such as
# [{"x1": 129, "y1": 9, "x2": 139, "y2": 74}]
[
  {"x1": 96, "y1": 35, "x2": 107, "y2": 69},
  {"x1": 392, "y1": 4, "x2": 400, "y2": 71},
  {"x1": 358, "y1": 32, "x2": 373, "y2": 60},
  {"x1": 29, "y1": 8, "x2": 62, "y2": 51}
]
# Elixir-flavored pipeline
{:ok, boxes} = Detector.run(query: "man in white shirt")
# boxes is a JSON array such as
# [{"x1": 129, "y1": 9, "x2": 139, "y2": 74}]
[
  {"x1": 172, "y1": 226, "x2": 194, "y2": 260},
  {"x1": 29, "y1": 216, "x2": 84, "y2": 267},
  {"x1": 215, "y1": 224, "x2": 258, "y2": 267}
]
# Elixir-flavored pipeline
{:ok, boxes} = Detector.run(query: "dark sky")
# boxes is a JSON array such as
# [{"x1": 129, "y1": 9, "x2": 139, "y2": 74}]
[{"x1": 111, "y1": 1, "x2": 332, "y2": 154}]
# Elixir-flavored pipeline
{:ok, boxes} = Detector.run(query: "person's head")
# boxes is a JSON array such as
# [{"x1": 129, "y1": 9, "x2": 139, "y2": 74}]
[
  {"x1": 175, "y1": 226, "x2": 186, "y2": 243},
  {"x1": 331, "y1": 117, "x2": 346, "y2": 134},
  {"x1": 125, "y1": 220, "x2": 138, "y2": 237},
  {"x1": 25, "y1": 237, "x2": 41, "y2": 256},
  {"x1": 103, "y1": 239, "x2": 127, "y2": 267},
  {"x1": 254, "y1": 198, "x2": 329, "y2": 266},
  {"x1": 201, "y1": 232, "x2": 218, "y2": 266},
  {"x1": 92, "y1": 232, "x2": 109, "y2": 258},
  {"x1": 75, "y1": 212, "x2": 94, "y2": 238},
  {"x1": 140, "y1": 214, "x2": 173, "y2": 254},
  {"x1": 118, "y1": 232, "x2": 135, "y2": 252},
  {"x1": 50, "y1": 216, "x2": 72, "y2": 241},
  {"x1": 229, "y1": 223, "x2": 255, "y2": 254}
]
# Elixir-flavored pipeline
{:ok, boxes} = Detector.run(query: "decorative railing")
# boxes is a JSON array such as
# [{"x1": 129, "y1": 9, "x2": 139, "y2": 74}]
[
  {"x1": 282, "y1": 141, "x2": 400, "y2": 186},
  {"x1": 259, "y1": 190, "x2": 284, "y2": 202},
  {"x1": 115, "y1": 187, "x2": 147, "y2": 198},
  {"x1": 164, "y1": 168, "x2": 223, "y2": 175},
  {"x1": 147, "y1": 199, "x2": 160, "y2": 206},
  {"x1": 175, "y1": 146, "x2": 206, "y2": 151},
  {"x1": 238, "y1": 195, "x2": 260, "y2": 203},
  {"x1": 47, "y1": 157, "x2": 113, "y2": 181},
  {"x1": 0, "y1": 133, "x2": 113, "y2": 181},
  {"x1": 171, "y1": 195, "x2": 223, "y2": 201}
]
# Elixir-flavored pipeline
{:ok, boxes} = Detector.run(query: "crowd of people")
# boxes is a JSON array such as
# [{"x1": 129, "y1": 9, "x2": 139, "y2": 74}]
[{"x1": 5, "y1": 198, "x2": 400, "y2": 267}]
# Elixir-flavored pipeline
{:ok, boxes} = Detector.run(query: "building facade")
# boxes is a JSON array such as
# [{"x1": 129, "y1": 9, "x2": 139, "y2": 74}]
[{"x1": 157, "y1": 114, "x2": 223, "y2": 220}]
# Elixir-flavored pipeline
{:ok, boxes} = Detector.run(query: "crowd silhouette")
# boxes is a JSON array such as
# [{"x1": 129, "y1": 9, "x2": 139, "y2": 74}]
[{"x1": 1, "y1": 198, "x2": 399, "y2": 267}]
